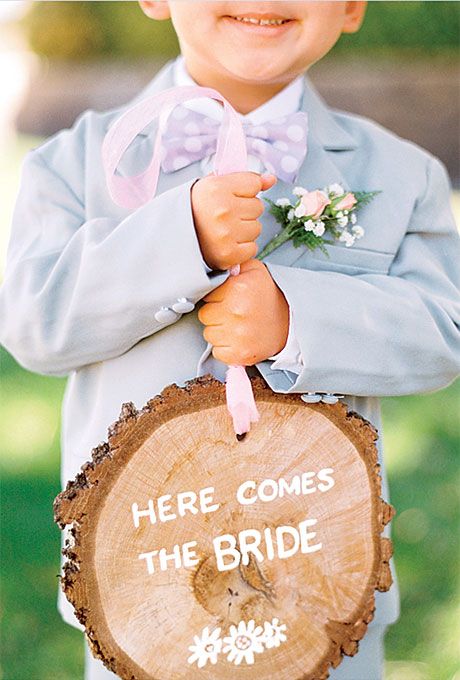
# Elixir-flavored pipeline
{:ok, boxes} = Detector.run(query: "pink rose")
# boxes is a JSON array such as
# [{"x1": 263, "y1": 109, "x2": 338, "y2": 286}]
[
  {"x1": 300, "y1": 190, "x2": 331, "y2": 219},
  {"x1": 335, "y1": 192, "x2": 357, "y2": 212}
]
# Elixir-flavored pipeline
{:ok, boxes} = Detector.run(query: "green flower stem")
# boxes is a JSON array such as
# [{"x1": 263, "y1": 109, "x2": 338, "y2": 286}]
[
  {"x1": 257, "y1": 190, "x2": 380, "y2": 261},
  {"x1": 256, "y1": 228, "x2": 293, "y2": 261}
]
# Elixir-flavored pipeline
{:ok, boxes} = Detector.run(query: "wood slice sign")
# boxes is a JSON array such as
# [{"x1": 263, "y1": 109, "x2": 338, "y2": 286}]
[{"x1": 54, "y1": 375, "x2": 395, "y2": 680}]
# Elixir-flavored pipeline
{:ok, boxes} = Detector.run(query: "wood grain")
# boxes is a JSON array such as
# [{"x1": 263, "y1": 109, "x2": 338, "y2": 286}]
[{"x1": 54, "y1": 375, "x2": 395, "y2": 680}]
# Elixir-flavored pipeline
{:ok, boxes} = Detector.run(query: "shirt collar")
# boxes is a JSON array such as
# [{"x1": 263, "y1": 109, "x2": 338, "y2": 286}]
[
  {"x1": 114, "y1": 58, "x2": 356, "y2": 151},
  {"x1": 172, "y1": 54, "x2": 304, "y2": 124}
]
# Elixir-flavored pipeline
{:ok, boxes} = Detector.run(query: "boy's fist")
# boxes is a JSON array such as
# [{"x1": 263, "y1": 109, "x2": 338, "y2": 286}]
[
  {"x1": 198, "y1": 258, "x2": 289, "y2": 366},
  {"x1": 191, "y1": 171, "x2": 277, "y2": 271}
]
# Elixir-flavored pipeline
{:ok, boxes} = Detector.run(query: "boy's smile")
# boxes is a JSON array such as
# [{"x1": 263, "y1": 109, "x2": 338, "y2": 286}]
[
  {"x1": 139, "y1": 1, "x2": 366, "y2": 113},
  {"x1": 221, "y1": 11, "x2": 297, "y2": 37}
]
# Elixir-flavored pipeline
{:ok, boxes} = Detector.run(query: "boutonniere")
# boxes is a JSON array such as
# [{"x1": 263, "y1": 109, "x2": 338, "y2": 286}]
[{"x1": 257, "y1": 184, "x2": 380, "y2": 260}]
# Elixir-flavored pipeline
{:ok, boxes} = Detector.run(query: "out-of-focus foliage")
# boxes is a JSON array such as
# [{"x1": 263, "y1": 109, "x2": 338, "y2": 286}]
[
  {"x1": 24, "y1": 1, "x2": 179, "y2": 60},
  {"x1": 23, "y1": 1, "x2": 459, "y2": 61},
  {"x1": 336, "y1": 0, "x2": 459, "y2": 52}
]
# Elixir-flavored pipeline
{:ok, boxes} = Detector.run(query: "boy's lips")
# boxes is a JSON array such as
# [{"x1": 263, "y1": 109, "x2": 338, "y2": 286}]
[{"x1": 222, "y1": 14, "x2": 296, "y2": 37}]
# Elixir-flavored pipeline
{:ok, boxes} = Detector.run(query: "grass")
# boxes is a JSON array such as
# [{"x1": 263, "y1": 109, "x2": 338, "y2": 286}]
[
  {"x1": 0, "y1": 343, "x2": 458, "y2": 680},
  {"x1": 0, "y1": 348, "x2": 83, "y2": 680},
  {"x1": 382, "y1": 385, "x2": 460, "y2": 680}
]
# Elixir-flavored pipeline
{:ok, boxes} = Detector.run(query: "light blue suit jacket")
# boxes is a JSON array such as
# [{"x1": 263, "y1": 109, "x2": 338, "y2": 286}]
[{"x1": 1, "y1": 59, "x2": 459, "y2": 630}]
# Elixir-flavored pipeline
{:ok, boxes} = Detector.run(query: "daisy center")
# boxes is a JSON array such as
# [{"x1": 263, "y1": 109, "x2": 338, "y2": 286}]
[{"x1": 235, "y1": 635, "x2": 251, "y2": 650}]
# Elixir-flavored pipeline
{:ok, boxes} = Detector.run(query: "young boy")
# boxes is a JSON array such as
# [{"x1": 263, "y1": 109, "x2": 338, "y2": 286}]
[{"x1": 1, "y1": 2, "x2": 459, "y2": 678}]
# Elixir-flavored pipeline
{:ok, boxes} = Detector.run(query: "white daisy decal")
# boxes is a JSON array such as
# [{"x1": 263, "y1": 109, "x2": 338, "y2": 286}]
[
  {"x1": 187, "y1": 626, "x2": 222, "y2": 668},
  {"x1": 223, "y1": 619, "x2": 265, "y2": 665},
  {"x1": 262, "y1": 617, "x2": 288, "y2": 649}
]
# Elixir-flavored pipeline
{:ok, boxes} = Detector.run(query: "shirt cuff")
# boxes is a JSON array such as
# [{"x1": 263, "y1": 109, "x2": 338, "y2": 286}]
[
  {"x1": 202, "y1": 258, "x2": 213, "y2": 274},
  {"x1": 267, "y1": 307, "x2": 305, "y2": 375}
]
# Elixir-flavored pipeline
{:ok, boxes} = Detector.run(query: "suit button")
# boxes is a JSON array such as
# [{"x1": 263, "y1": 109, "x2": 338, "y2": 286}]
[
  {"x1": 172, "y1": 297, "x2": 195, "y2": 313},
  {"x1": 321, "y1": 393, "x2": 344, "y2": 404},
  {"x1": 154, "y1": 307, "x2": 179, "y2": 323},
  {"x1": 301, "y1": 393, "x2": 322, "y2": 403}
]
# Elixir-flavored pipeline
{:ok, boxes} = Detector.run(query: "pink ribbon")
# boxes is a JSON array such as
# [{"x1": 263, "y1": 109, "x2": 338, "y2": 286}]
[
  {"x1": 225, "y1": 264, "x2": 260, "y2": 437},
  {"x1": 102, "y1": 85, "x2": 260, "y2": 436}
]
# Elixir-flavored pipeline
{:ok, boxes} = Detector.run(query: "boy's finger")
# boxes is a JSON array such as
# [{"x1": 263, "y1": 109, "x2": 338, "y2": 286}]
[
  {"x1": 236, "y1": 241, "x2": 258, "y2": 262},
  {"x1": 238, "y1": 258, "x2": 266, "y2": 274},
  {"x1": 236, "y1": 196, "x2": 264, "y2": 220},
  {"x1": 260, "y1": 173, "x2": 277, "y2": 191},
  {"x1": 198, "y1": 302, "x2": 223, "y2": 326},
  {"x1": 236, "y1": 220, "x2": 262, "y2": 243},
  {"x1": 226, "y1": 172, "x2": 272, "y2": 197},
  {"x1": 203, "y1": 286, "x2": 227, "y2": 303},
  {"x1": 203, "y1": 325, "x2": 229, "y2": 347}
]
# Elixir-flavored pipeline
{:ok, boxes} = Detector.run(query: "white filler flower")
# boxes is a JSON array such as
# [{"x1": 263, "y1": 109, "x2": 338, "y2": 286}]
[
  {"x1": 275, "y1": 197, "x2": 290, "y2": 207},
  {"x1": 223, "y1": 620, "x2": 265, "y2": 665},
  {"x1": 294, "y1": 203, "x2": 308, "y2": 218},
  {"x1": 262, "y1": 618, "x2": 288, "y2": 649},
  {"x1": 339, "y1": 230, "x2": 356, "y2": 247},
  {"x1": 292, "y1": 186, "x2": 307, "y2": 196},
  {"x1": 313, "y1": 220, "x2": 326, "y2": 237},
  {"x1": 188, "y1": 626, "x2": 222, "y2": 668},
  {"x1": 327, "y1": 182, "x2": 344, "y2": 196}
]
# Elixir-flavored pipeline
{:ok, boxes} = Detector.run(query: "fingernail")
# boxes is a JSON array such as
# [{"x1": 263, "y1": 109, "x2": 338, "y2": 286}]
[{"x1": 261, "y1": 173, "x2": 276, "y2": 181}]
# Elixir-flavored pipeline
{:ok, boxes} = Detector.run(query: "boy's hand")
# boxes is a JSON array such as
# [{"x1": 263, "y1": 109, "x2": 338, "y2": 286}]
[
  {"x1": 198, "y1": 259, "x2": 289, "y2": 366},
  {"x1": 191, "y1": 172, "x2": 277, "y2": 271}
]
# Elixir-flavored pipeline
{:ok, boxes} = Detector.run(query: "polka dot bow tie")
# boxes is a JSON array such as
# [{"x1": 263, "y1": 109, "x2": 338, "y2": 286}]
[{"x1": 160, "y1": 106, "x2": 308, "y2": 183}]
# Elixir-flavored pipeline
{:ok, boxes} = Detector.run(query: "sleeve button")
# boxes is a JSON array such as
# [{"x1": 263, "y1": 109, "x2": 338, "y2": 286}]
[
  {"x1": 321, "y1": 393, "x2": 344, "y2": 404},
  {"x1": 154, "y1": 307, "x2": 179, "y2": 323},
  {"x1": 172, "y1": 297, "x2": 195, "y2": 313},
  {"x1": 301, "y1": 393, "x2": 322, "y2": 403}
]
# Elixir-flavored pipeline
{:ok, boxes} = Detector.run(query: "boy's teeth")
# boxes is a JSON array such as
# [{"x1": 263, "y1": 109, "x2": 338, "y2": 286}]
[{"x1": 233, "y1": 16, "x2": 288, "y2": 25}]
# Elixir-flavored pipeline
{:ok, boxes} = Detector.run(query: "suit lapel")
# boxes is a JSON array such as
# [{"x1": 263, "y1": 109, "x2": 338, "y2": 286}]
[
  {"x1": 258, "y1": 77, "x2": 358, "y2": 265},
  {"x1": 294, "y1": 76, "x2": 357, "y2": 196}
]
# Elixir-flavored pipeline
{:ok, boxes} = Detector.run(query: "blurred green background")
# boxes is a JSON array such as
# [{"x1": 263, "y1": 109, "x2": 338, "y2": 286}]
[
  {"x1": 0, "y1": 2, "x2": 459, "y2": 680},
  {"x1": 23, "y1": 1, "x2": 460, "y2": 59}
]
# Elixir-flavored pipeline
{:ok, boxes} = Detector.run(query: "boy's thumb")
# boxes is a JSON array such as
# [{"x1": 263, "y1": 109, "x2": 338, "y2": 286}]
[{"x1": 260, "y1": 173, "x2": 277, "y2": 191}]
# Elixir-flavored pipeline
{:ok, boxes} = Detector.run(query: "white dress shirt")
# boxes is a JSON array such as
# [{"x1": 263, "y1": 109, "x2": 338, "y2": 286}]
[{"x1": 172, "y1": 55, "x2": 304, "y2": 373}]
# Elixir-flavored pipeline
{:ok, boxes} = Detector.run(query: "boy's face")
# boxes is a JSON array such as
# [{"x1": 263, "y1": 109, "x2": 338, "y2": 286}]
[{"x1": 140, "y1": 1, "x2": 366, "y2": 84}]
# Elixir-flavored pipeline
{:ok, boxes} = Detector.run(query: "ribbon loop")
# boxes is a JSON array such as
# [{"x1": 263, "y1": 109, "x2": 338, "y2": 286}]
[
  {"x1": 103, "y1": 85, "x2": 248, "y2": 210},
  {"x1": 103, "y1": 84, "x2": 260, "y2": 436}
]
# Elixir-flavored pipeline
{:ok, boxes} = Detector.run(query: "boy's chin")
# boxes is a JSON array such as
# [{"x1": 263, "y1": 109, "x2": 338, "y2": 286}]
[{"x1": 221, "y1": 60, "x2": 296, "y2": 84}]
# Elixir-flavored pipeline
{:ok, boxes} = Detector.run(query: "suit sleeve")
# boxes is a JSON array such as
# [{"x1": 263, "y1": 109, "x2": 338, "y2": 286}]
[
  {"x1": 257, "y1": 155, "x2": 460, "y2": 396},
  {"x1": 0, "y1": 150, "x2": 228, "y2": 377}
]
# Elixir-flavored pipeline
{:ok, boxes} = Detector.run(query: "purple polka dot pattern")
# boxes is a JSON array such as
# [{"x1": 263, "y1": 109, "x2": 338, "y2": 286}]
[{"x1": 160, "y1": 106, "x2": 308, "y2": 183}]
